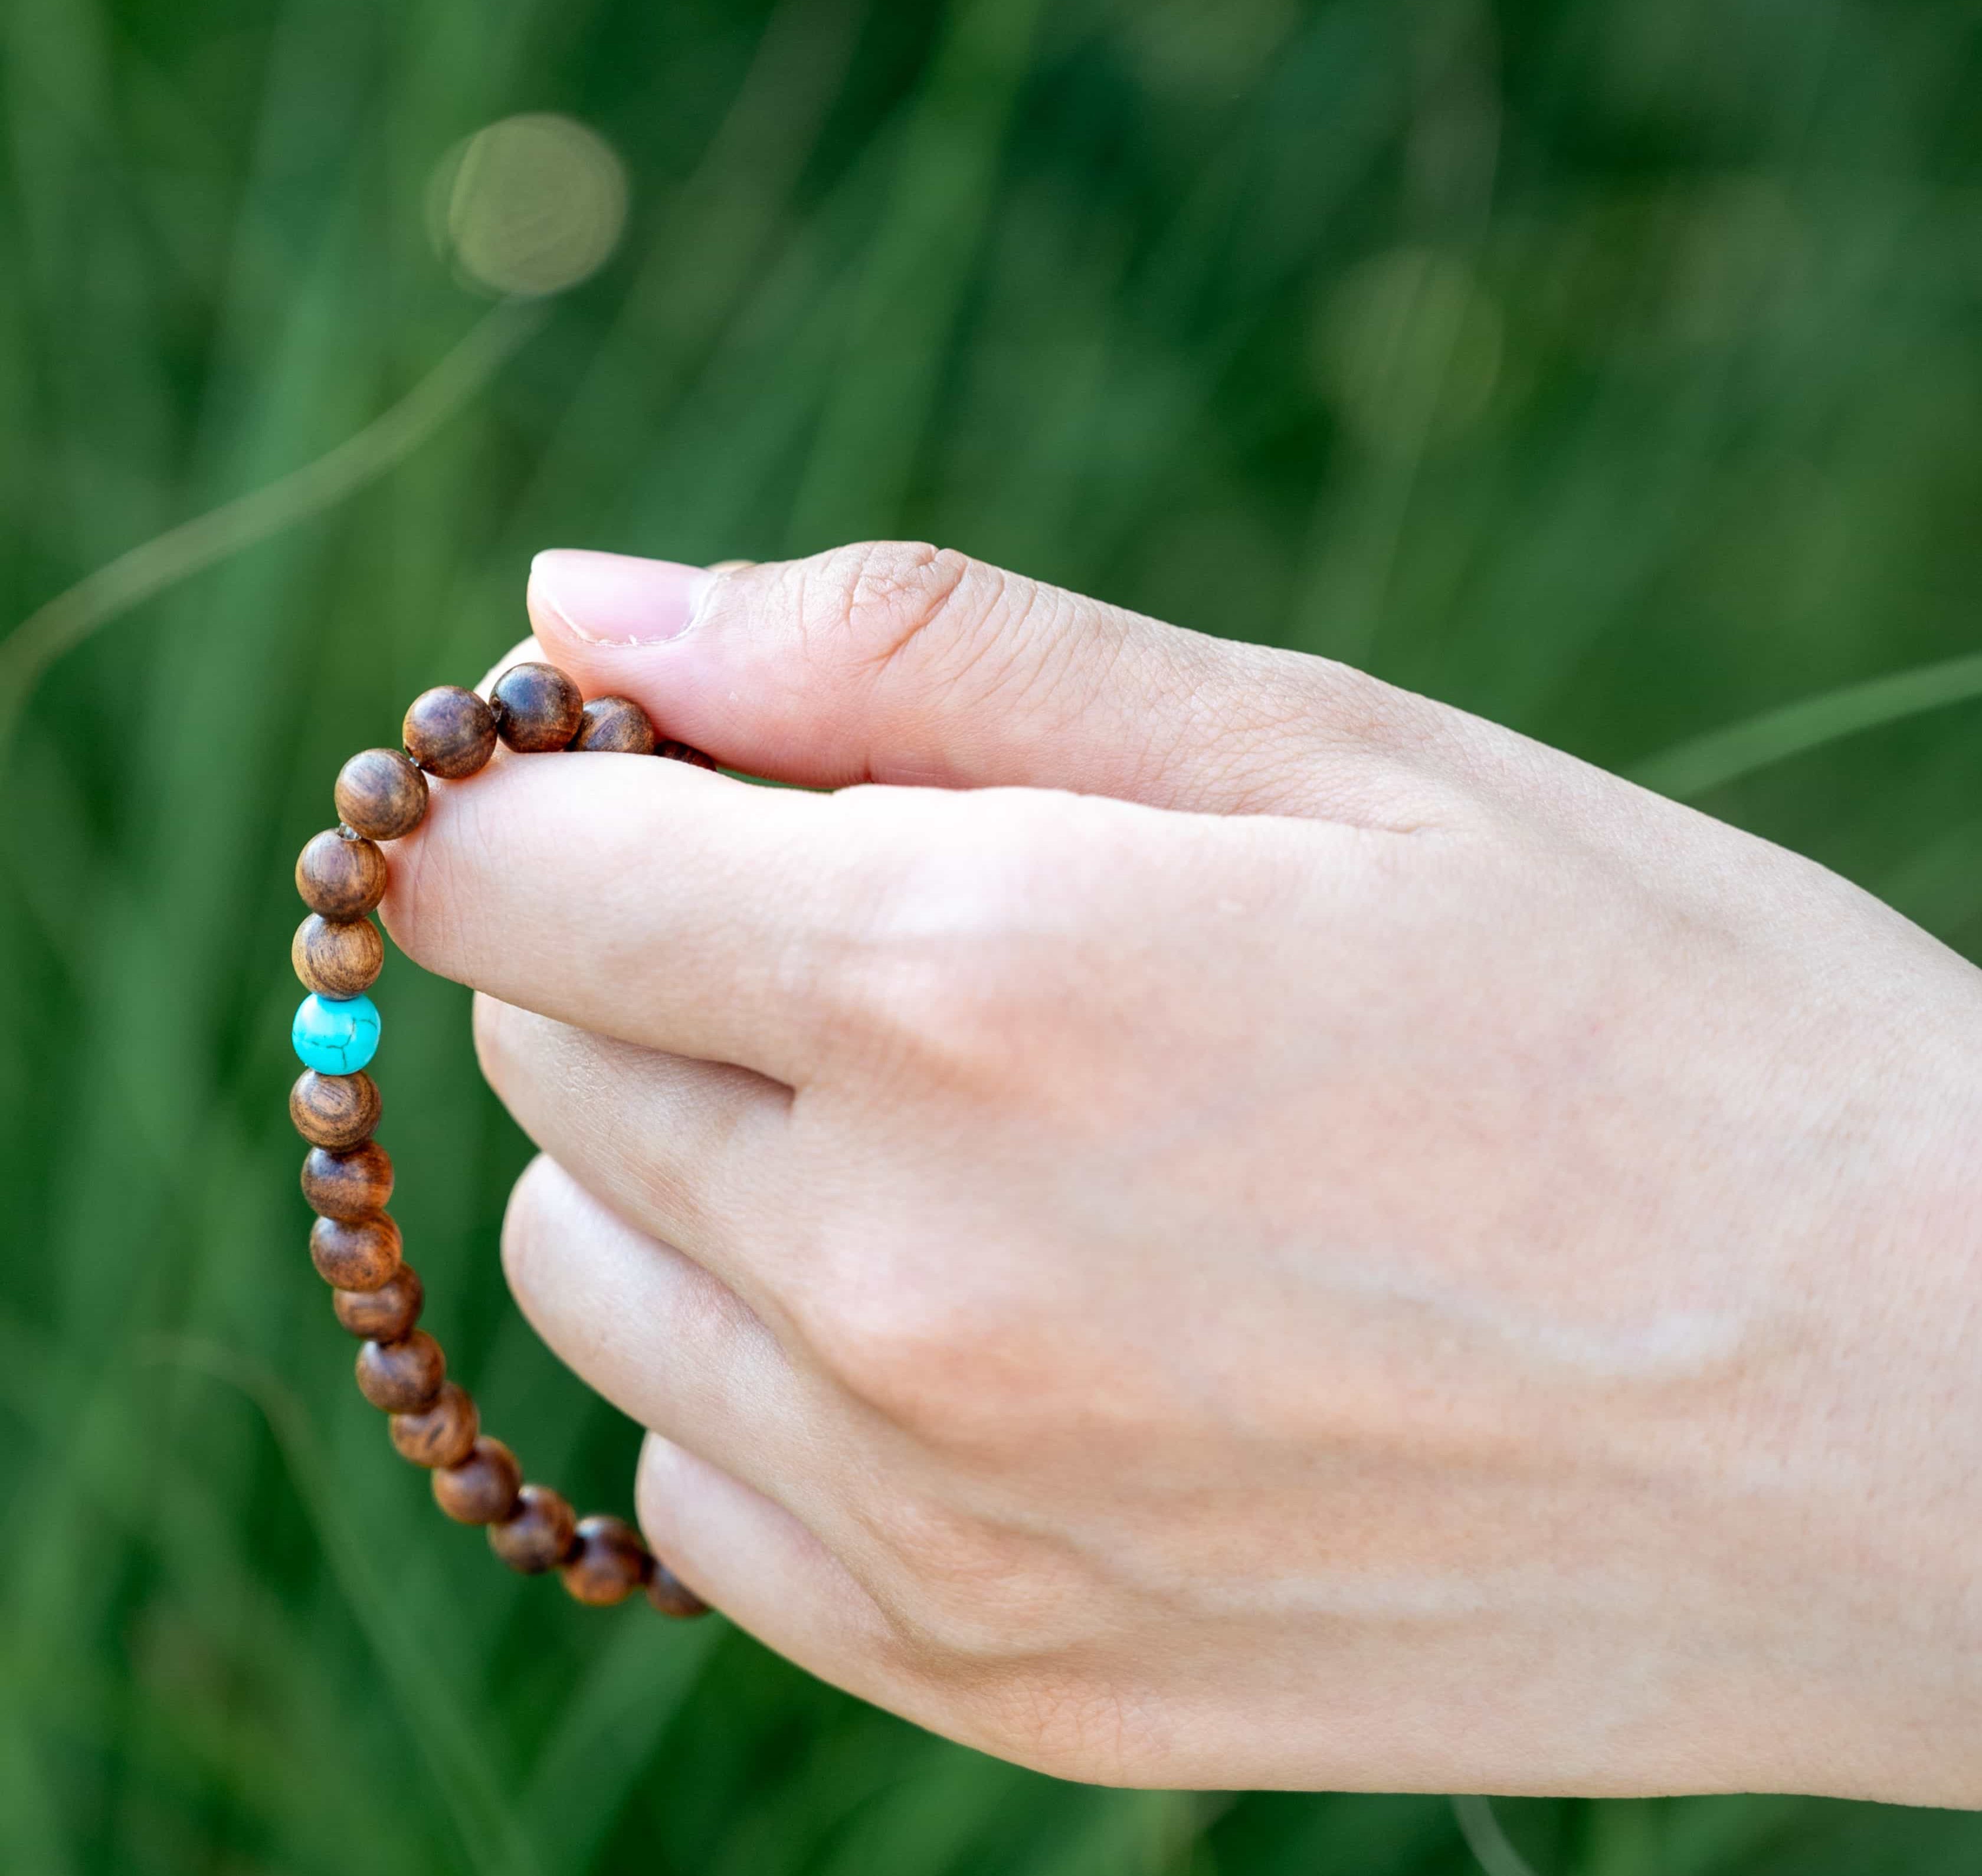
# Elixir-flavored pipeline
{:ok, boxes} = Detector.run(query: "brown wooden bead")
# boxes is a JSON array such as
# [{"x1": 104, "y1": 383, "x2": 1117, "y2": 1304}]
[
  {"x1": 355, "y1": 1330, "x2": 445, "y2": 1412},
  {"x1": 289, "y1": 1070, "x2": 381, "y2": 1151},
  {"x1": 333, "y1": 1263, "x2": 423, "y2": 1340},
  {"x1": 656, "y1": 740, "x2": 718, "y2": 769},
  {"x1": 487, "y1": 1484, "x2": 578, "y2": 1574},
  {"x1": 569, "y1": 695, "x2": 656, "y2": 755},
  {"x1": 492, "y1": 662, "x2": 584, "y2": 752},
  {"x1": 291, "y1": 913, "x2": 384, "y2": 998},
  {"x1": 301, "y1": 1141, "x2": 393, "y2": 1221},
  {"x1": 388, "y1": 1381, "x2": 479, "y2": 1469},
  {"x1": 296, "y1": 829, "x2": 388, "y2": 918},
  {"x1": 403, "y1": 686, "x2": 497, "y2": 778},
  {"x1": 433, "y1": 1436, "x2": 522, "y2": 1525},
  {"x1": 335, "y1": 747, "x2": 430, "y2": 840},
  {"x1": 560, "y1": 1515, "x2": 650, "y2": 1606},
  {"x1": 646, "y1": 1559, "x2": 710, "y2": 1619},
  {"x1": 309, "y1": 1213, "x2": 401, "y2": 1290}
]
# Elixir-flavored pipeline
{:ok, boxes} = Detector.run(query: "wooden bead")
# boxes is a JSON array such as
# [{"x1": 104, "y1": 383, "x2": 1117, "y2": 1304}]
[
  {"x1": 389, "y1": 1381, "x2": 479, "y2": 1469},
  {"x1": 433, "y1": 1436, "x2": 522, "y2": 1525},
  {"x1": 560, "y1": 1515, "x2": 650, "y2": 1606},
  {"x1": 488, "y1": 1484, "x2": 578, "y2": 1574},
  {"x1": 289, "y1": 1070, "x2": 381, "y2": 1150},
  {"x1": 403, "y1": 686, "x2": 497, "y2": 778},
  {"x1": 569, "y1": 695, "x2": 656, "y2": 755},
  {"x1": 656, "y1": 740, "x2": 718, "y2": 769},
  {"x1": 291, "y1": 913, "x2": 384, "y2": 998},
  {"x1": 333, "y1": 1263, "x2": 423, "y2": 1340},
  {"x1": 492, "y1": 662, "x2": 584, "y2": 752},
  {"x1": 295, "y1": 829, "x2": 387, "y2": 918},
  {"x1": 301, "y1": 1141, "x2": 393, "y2": 1220},
  {"x1": 335, "y1": 747, "x2": 430, "y2": 840},
  {"x1": 646, "y1": 1559, "x2": 710, "y2": 1619},
  {"x1": 309, "y1": 1213, "x2": 401, "y2": 1290},
  {"x1": 355, "y1": 1330, "x2": 444, "y2": 1412}
]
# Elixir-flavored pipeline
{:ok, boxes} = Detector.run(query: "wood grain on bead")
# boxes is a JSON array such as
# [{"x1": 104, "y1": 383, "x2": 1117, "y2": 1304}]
[
  {"x1": 656, "y1": 740, "x2": 718, "y2": 769},
  {"x1": 355, "y1": 1330, "x2": 445, "y2": 1412},
  {"x1": 295, "y1": 829, "x2": 388, "y2": 919},
  {"x1": 301, "y1": 1141, "x2": 394, "y2": 1220},
  {"x1": 492, "y1": 662, "x2": 584, "y2": 752},
  {"x1": 646, "y1": 1559, "x2": 710, "y2": 1618},
  {"x1": 333, "y1": 1264, "x2": 423, "y2": 1340},
  {"x1": 309, "y1": 1214, "x2": 401, "y2": 1290},
  {"x1": 291, "y1": 913, "x2": 384, "y2": 998},
  {"x1": 433, "y1": 1436, "x2": 522, "y2": 1525},
  {"x1": 289, "y1": 1070, "x2": 381, "y2": 1151},
  {"x1": 488, "y1": 1484, "x2": 578, "y2": 1574},
  {"x1": 569, "y1": 696, "x2": 656, "y2": 755},
  {"x1": 335, "y1": 747, "x2": 430, "y2": 840},
  {"x1": 403, "y1": 685, "x2": 497, "y2": 778},
  {"x1": 561, "y1": 1515, "x2": 650, "y2": 1606},
  {"x1": 388, "y1": 1381, "x2": 479, "y2": 1469}
]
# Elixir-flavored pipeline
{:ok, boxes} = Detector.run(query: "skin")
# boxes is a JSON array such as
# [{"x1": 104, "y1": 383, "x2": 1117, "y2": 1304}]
[{"x1": 382, "y1": 541, "x2": 1982, "y2": 1803}]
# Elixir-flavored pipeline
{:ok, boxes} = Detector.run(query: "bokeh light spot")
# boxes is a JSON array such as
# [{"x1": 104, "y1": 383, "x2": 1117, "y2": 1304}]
[{"x1": 431, "y1": 113, "x2": 628, "y2": 298}]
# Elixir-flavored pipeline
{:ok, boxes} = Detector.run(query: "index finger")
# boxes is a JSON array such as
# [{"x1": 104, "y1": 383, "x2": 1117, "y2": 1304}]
[{"x1": 380, "y1": 745, "x2": 889, "y2": 1082}]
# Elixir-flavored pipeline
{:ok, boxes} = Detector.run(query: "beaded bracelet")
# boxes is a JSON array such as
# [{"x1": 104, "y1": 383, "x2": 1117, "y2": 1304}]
[{"x1": 290, "y1": 660, "x2": 712, "y2": 1616}]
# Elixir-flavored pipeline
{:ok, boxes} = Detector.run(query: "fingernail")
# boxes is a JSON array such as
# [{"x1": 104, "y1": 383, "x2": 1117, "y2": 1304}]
[{"x1": 529, "y1": 550, "x2": 716, "y2": 646}]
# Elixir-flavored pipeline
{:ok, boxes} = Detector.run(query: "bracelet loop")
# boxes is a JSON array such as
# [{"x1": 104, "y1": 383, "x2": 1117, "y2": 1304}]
[{"x1": 291, "y1": 662, "x2": 711, "y2": 1615}]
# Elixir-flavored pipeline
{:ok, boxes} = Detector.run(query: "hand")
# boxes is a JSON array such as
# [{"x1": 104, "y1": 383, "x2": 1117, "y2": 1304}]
[{"x1": 384, "y1": 542, "x2": 1982, "y2": 1803}]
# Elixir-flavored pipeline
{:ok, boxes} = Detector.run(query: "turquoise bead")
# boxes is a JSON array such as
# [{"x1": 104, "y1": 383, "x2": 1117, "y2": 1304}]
[{"x1": 293, "y1": 992, "x2": 381, "y2": 1075}]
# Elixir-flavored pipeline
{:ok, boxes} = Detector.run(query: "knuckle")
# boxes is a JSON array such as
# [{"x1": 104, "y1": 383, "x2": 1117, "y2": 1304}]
[
  {"x1": 795, "y1": 1270, "x2": 984, "y2": 1430},
  {"x1": 792, "y1": 1245, "x2": 1050, "y2": 1452},
  {"x1": 813, "y1": 789, "x2": 1168, "y2": 1104},
  {"x1": 863, "y1": 1497, "x2": 1077, "y2": 1659},
  {"x1": 793, "y1": 541, "x2": 1029, "y2": 696}
]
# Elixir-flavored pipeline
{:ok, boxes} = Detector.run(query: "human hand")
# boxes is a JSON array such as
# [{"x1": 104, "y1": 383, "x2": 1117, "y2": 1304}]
[{"x1": 383, "y1": 542, "x2": 1982, "y2": 1803}]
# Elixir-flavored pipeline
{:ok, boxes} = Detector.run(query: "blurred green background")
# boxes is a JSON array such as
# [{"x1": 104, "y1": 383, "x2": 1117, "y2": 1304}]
[{"x1": 4, "y1": 0, "x2": 1982, "y2": 1870}]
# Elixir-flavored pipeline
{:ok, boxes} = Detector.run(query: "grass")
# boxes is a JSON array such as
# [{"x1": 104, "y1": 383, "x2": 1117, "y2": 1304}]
[{"x1": 4, "y1": 0, "x2": 1982, "y2": 1870}]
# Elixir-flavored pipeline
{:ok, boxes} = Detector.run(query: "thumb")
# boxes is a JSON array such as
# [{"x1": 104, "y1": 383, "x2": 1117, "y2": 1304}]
[{"x1": 525, "y1": 540, "x2": 1434, "y2": 819}]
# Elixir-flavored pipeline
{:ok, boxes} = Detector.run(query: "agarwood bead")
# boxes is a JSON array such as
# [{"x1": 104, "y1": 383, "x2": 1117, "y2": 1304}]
[
  {"x1": 656, "y1": 740, "x2": 718, "y2": 769},
  {"x1": 488, "y1": 1484, "x2": 578, "y2": 1574},
  {"x1": 492, "y1": 662, "x2": 584, "y2": 752},
  {"x1": 289, "y1": 1070, "x2": 381, "y2": 1150},
  {"x1": 335, "y1": 747, "x2": 430, "y2": 841},
  {"x1": 569, "y1": 695, "x2": 656, "y2": 755},
  {"x1": 646, "y1": 1560, "x2": 710, "y2": 1619},
  {"x1": 333, "y1": 1263, "x2": 423, "y2": 1340},
  {"x1": 355, "y1": 1330, "x2": 445, "y2": 1412},
  {"x1": 291, "y1": 913, "x2": 384, "y2": 998},
  {"x1": 296, "y1": 829, "x2": 387, "y2": 918},
  {"x1": 301, "y1": 1141, "x2": 394, "y2": 1220},
  {"x1": 309, "y1": 1214, "x2": 401, "y2": 1290},
  {"x1": 561, "y1": 1515, "x2": 650, "y2": 1606},
  {"x1": 433, "y1": 1436, "x2": 522, "y2": 1525},
  {"x1": 389, "y1": 1381, "x2": 479, "y2": 1469},
  {"x1": 404, "y1": 686, "x2": 497, "y2": 778}
]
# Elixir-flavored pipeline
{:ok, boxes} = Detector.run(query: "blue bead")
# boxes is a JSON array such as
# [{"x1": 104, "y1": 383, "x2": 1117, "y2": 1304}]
[{"x1": 293, "y1": 992, "x2": 381, "y2": 1075}]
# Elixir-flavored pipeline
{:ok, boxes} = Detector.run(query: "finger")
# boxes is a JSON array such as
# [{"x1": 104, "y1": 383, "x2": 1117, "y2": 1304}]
[
  {"x1": 634, "y1": 1434, "x2": 900, "y2": 1700},
  {"x1": 524, "y1": 542, "x2": 1444, "y2": 822},
  {"x1": 381, "y1": 720, "x2": 900, "y2": 1080},
  {"x1": 501, "y1": 1155, "x2": 829, "y2": 1503},
  {"x1": 474, "y1": 632, "x2": 546, "y2": 697},
  {"x1": 472, "y1": 993, "x2": 788, "y2": 1272}
]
